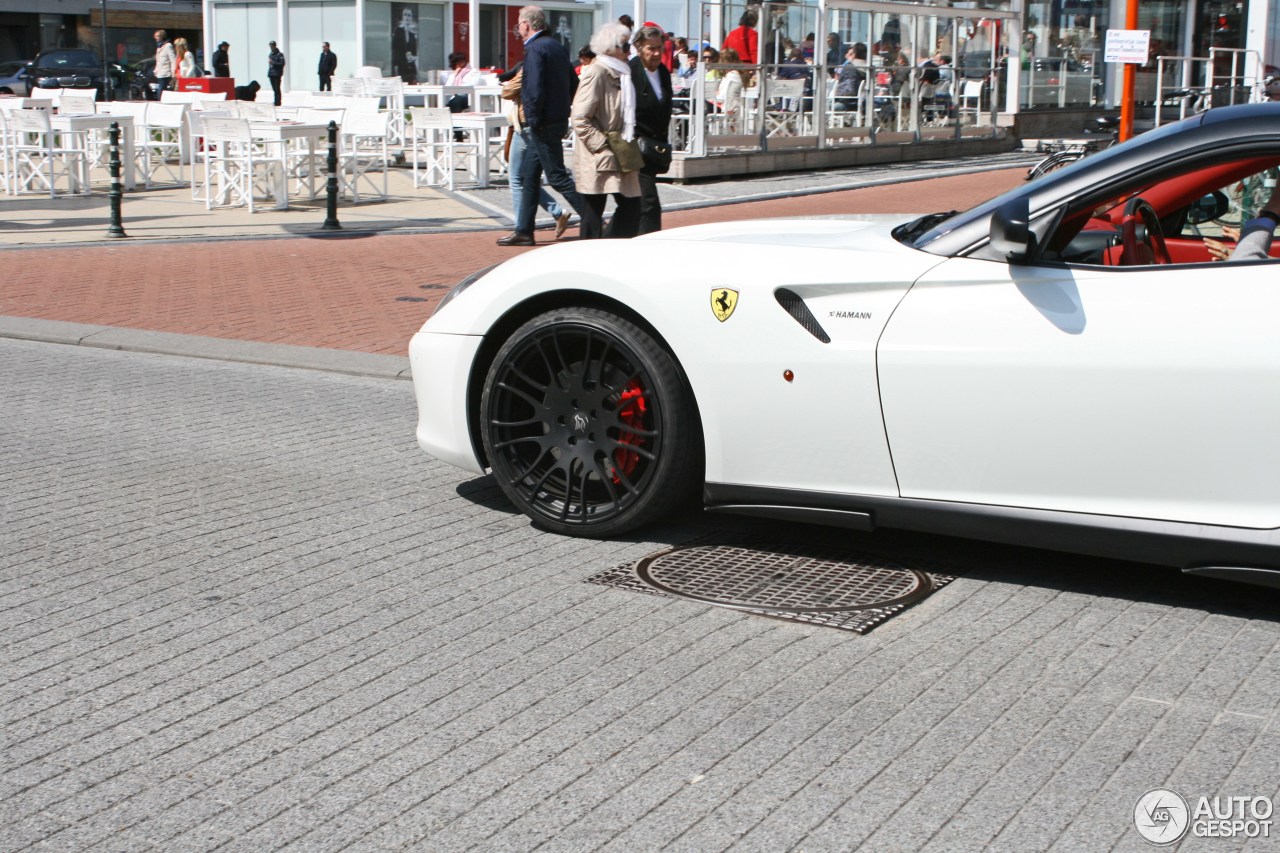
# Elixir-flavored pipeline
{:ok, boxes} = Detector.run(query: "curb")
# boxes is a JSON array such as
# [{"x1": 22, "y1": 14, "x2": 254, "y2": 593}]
[{"x1": 0, "y1": 316, "x2": 411, "y2": 380}]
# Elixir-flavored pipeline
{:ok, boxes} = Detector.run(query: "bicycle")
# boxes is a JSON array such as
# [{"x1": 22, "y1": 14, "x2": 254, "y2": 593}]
[{"x1": 1025, "y1": 114, "x2": 1119, "y2": 180}]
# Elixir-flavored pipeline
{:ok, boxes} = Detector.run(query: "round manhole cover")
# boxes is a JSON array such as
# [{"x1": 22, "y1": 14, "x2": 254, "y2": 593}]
[{"x1": 635, "y1": 544, "x2": 932, "y2": 613}]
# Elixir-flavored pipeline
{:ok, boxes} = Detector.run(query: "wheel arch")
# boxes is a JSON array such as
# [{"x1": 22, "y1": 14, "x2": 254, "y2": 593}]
[{"x1": 464, "y1": 288, "x2": 706, "y2": 474}]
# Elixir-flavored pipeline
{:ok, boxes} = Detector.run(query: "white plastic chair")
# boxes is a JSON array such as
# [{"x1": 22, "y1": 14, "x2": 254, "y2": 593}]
[
  {"x1": 340, "y1": 96, "x2": 380, "y2": 115},
  {"x1": 339, "y1": 111, "x2": 390, "y2": 203},
  {"x1": 187, "y1": 108, "x2": 233, "y2": 201},
  {"x1": 58, "y1": 94, "x2": 97, "y2": 115},
  {"x1": 8, "y1": 108, "x2": 90, "y2": 197},
  {"x1": 333, "y1": 77, "x2": 366, "y2": 95},
  {"x1": 236, "y1": 100, "x2": 277, "y2": 121},
  {"x1": 141, "y1": 102, "x2": 187, "y2": 185},
  {"x1": 355, "y1": 66, "x2": 383, "y2": 79},
  {"x1": 0, "y1": 111, "x2": 13, "y2": 194},
  {"x1": 282, "y1": 91, "x2": 313, "y2": 108},
  {"x1": 958, "y1": 79, "x2": 984, "y2": 124},
  {"x1": 200, "y1": 116, "x2": 280, "y2": 212},
  {"x1": 97, "y1": 101, "x2": 149, "y2": 176},
  {"x1": 762, "y1": 78, "x2": 805, "y2": 136},
  {"x1": 364, "y1": 77, "x2": 405, "y2": 146},
  {"x1": 408, "y1": 107, "x2": 479, "y2": 190}
]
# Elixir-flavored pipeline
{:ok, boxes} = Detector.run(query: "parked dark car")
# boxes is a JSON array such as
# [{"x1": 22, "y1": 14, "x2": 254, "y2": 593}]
[{"x1": 27, "y1": 48, "x2": 127, "y2": 99}]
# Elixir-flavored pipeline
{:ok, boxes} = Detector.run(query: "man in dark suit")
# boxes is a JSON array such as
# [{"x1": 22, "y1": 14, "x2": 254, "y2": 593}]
[
  {"x1": 498, "y1": 4, "x2": 586, "y2": 247},
  {"x1": 317, "y1": 42, "x2": 337, "y2": 91},
  {"x1": 626, "y1": 24, "x2": 673, "y2": 236}
]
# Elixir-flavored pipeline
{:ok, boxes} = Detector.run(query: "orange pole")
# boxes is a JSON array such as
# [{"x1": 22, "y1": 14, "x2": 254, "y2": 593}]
[{"x1": 1119, "y1": 0, "x2": 1140, "y2": 142}]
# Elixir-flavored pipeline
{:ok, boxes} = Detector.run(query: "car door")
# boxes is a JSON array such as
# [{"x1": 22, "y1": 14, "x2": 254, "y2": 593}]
[{"x1": 876, "y1": 255, "x2": 1280, "y2": 528}]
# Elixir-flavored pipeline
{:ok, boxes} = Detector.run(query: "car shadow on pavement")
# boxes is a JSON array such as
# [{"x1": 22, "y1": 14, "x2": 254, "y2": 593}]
[{"x1": 455, "y1": 473, "x2": 1280, "y2": 623}]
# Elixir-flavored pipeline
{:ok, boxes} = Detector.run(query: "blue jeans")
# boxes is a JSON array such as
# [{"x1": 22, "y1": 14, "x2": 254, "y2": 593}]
[
  {"x1": 509, "y1": 128, "x2": 564, "y2": 226},
  {"x1": 516, "y1": 122, "x2": 583, "y2": 235}
]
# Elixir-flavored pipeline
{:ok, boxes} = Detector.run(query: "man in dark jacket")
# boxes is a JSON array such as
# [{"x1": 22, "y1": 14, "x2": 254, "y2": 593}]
[
  {"x1": 498, "y1": 4, "x2": 586, "y2": 247},
  {"x1": 625, "y1": 24, "x2": 673, "y2": 236},
  {"x1": 318, "y1": 42, "x2": 337, "y2": 91},
  {"x1": 212, "y1": 42, "x2": 230, "y2": 78},
  {"x1": 267, "y1": 41, "x2": 286, "y2": 106}
]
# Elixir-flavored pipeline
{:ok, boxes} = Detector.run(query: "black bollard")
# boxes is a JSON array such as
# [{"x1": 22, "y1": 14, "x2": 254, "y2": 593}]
[
  {"x1": 106, "y1": 121, "x2": 128, "y2": 239},
  {"x1": 321, "y1": 120, "x2": 341, "y2": 230}
]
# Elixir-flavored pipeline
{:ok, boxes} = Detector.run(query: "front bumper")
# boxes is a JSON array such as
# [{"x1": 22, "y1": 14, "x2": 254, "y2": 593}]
[{"x1": 408, "y1": 330, "x2": 486, "y2": 475}]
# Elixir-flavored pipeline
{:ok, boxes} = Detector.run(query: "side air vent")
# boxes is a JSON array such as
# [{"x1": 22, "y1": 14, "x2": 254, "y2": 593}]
[{"x1": 775, "y1": 288, "x2": 831, "y2": 343}]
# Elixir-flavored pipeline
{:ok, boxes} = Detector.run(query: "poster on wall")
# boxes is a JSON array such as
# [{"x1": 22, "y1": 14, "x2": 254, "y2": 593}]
[
  {"x1": 551, "y1": 13, "x2": 573, "y2": 50},
  {"x1": 392, "y1": 4, "x2": 420, "y2": 82}
]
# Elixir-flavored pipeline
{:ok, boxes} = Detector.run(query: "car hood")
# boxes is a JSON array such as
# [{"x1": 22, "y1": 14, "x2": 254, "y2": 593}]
[
  {"x1": 635, "y1": 214, "x2": 919, "y2": 249},
  {"x1": 422, "y1": 213, "x2": 944, "y2": 337}
]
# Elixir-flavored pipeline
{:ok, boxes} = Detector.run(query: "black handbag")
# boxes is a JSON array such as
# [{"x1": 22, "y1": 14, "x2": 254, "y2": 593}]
[{"x1": 637, "y1": 136, "x2": 672, "y2": 175}]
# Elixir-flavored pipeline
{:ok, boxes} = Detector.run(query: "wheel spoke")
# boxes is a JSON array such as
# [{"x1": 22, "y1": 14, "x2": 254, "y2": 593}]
[
  {"x1": 496, "y1": 380, "x2": 543, "y2": 411},
  {"x1": 610, "y1": 440, "x2": 657, "y2": 463},
  {"x1": 592, "y1": 455, "x2": 623, "y2": 510},
  {"x1": 490, "y1": 415, "x2": 544, "y2": 428},
  {"x1": 490, "y1": 433, "x2": 545, "y2": 451},
  {"x1": 504, "y1": 442, "x2": 554, "y2": 488},
  {"x1": 575, "y1": 461, "x2": 594, "y2": 517},
  {"x1": 533, "y1": 337, "x2": 560, "y2": 391},
  {"x1": 594, "y1": 338, "x2": 615, "y2": 389},
  {"x1": 507, "y1": 362, "x2": 550, "y2": 397},
  {"x1": 550, "y1": 328, "x2": 573, "y2": 388},
  {"x1": 557, "y1": 458, "x2": 578, "y2": 521}
]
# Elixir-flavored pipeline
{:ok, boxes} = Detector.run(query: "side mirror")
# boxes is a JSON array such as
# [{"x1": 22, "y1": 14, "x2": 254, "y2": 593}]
[
  {"x1": 990, "y1": 197, "x2": 1037, "y2": 264},
  {"x1": 1185, "y1": 190, "x2": 1231, "y2": 225}
]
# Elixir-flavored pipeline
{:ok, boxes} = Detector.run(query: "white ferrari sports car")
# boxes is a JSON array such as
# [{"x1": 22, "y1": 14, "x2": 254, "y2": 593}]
[{"x1": 411, "y1": 103, "x2": 1280, "y2": 588}]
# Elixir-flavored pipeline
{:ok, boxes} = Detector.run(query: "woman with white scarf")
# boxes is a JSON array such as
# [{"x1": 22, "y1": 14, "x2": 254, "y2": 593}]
[{"x1": 570, "y1": 22, "x2": 641, "y2": 239}]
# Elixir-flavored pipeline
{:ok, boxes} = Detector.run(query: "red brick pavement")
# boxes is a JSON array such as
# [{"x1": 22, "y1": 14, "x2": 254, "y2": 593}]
[{"x1": 2, "y1": 169, "x2": 1024, "y2": 356}]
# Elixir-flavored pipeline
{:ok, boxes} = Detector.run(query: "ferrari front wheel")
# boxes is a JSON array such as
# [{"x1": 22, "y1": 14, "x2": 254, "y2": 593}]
[{"x1": 480, "y1": 308, "x2": 700, "y2": 537}]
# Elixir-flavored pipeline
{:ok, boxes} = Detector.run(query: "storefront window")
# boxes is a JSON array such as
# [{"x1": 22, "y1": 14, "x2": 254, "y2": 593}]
[
  {"x1": 287, "y1": 0, "x2": 356, "y2": 92},
  {"x1": 1021, "y1": 0, "x2": 1109, "y2": 106}
]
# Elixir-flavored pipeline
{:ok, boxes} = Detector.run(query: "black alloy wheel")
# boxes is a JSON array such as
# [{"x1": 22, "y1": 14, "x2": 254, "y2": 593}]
[{"x1": 480, "y1": 308, "x2": 699, "y2": 537}]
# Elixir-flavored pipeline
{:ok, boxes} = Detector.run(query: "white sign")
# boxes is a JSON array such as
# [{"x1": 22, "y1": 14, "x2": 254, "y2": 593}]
[{"x1": 1105, "y1": 29, "x2": 1151, "y2": 64}]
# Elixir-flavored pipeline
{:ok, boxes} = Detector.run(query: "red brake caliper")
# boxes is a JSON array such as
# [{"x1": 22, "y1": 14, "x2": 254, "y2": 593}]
[{"x1": 612, "y1": 380, "x2": 647, "y2": 483}]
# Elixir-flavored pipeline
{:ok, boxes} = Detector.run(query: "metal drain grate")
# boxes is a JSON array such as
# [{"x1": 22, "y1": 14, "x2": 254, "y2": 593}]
[{"x1": 586, "y1": 542, "x2": 955, "y2": 634}]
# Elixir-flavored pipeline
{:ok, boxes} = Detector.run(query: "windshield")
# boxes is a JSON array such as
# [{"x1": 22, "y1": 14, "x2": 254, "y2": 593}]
[
  {"x1": 900, "y1": 117, "x2": 1200, "y2": 253},
  {"x1": 38, "y1": 51, "x2": 97, "y2": 68}
]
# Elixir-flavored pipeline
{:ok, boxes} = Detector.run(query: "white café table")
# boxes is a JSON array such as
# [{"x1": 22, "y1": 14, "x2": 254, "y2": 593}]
[
  {"x1": 451, "y1": 111, "x2": 508, "y2": 188},
  {"x1": 247, "y1": 121, "x2": 329, "y2": 210},
  {"x1": 403, "y1": 84, "x2": 473, "y2": 109},
  {"x1": 51, "y1": 112, "x2": 138, "y2": 191}
]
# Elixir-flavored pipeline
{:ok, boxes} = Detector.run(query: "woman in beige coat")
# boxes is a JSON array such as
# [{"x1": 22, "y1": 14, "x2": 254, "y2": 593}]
[{"x1": 571, "y1": 22, "x2": 641, "y2": 239}]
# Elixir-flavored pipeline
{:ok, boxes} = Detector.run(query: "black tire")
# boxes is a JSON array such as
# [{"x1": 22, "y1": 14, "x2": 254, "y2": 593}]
[{"x1": 480, "y1": 307, "x2": 700, "y2": 537}]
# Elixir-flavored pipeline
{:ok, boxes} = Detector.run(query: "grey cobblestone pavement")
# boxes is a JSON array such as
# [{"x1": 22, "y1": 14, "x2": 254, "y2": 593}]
[{"x1": 4, "y1": 337, "x2": 1279, "y2": 851}]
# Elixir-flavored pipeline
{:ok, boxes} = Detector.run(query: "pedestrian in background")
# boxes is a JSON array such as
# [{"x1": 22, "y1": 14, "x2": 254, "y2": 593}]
[
  {"x1": 499, "y1": 63, "x2": 573, "y2": 240},
  {"x1": 212, "y1": 41, "x2": 230, "y2": 77},
  {"x1": 154, "y1": 30, "x2": 176, "y2": 94},
  {"x1": 175, "y1": 38, "x2": 197, "y2": 78},
  {"x1": 267, "y1": 41, "x2": 286, "y2": 106},
  {"x1": 571, "y1": 21, "x2": 641, "y2": 239},
  {"x1": 629, "y1": 23, "x2": 672, "y2": 235},
  {"x1": 497, "y1": 4, "x2": 585, "y2": 247},
  {"x1": 721, "y1": 10, "x2": 759, "y2": 65},
  {"x1": 318, "y1": 42, "x2": 337, "y2": 91},
  {"x1": 445, "y1": 52, "x2": 480, "y2": 110}
]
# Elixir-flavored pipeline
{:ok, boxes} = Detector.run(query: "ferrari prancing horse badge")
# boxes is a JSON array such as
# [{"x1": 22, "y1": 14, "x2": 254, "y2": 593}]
[{"x1": 711, "y1": 288, "x2": 739, "y2": 322}]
